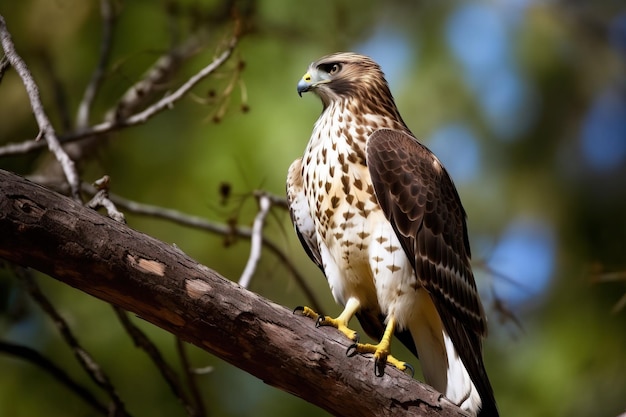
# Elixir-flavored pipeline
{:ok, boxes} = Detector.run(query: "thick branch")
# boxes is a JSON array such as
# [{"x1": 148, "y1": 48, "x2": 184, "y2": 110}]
[{"x1": 0, "y1": 169, "x2": 467, "y2": 417}]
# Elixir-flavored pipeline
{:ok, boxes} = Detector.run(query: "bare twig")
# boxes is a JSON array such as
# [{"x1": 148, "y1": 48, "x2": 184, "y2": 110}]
[
  {"x1": 474, "y1": 259, "x2": 524, "y2": 332},
  {"x1": 590, "y1": 269, "x2": 626, "y2": 283},
  {"x1": 95, "y1": 35, "x2": 238, "y2": 130},
  {"x1": 18, "y1": 271, "x2": 131, "y2": 416},
  {"x1": 0, "y1": 138, "x2": 41, "y2": 156},
  {"x1": 0, "y1": 340, "x2": 109, "y2": 415},
  {"x1": 112, "y1": 307, "x2": 197, "y2": 417},
  {"x1": 0, "y1": 34, "x2": 239, "y2": 158},
  {"x1": 175, "y1": 338, "x2": 208, "y2": 417},
  {"x1": 106, "y1": 27, "x2": 207, "y2": 122},
  {"x1": 201, "y1": 55, "x2": 245, "y2": 123},
  {"x1": 253, "y1": 189, "x2": 289, "y2": 209},
  {"x1": 85, "y1": 176, "x2": 126, "y2": 223},
  {"x1": 0, "y1": 15, "x2": 81, "y2": 200},
  {"x1": 238, "y1": 193, "x2": 272, "y2": 288},
  {"x1": 76, "y1": 0, "x2": 116, "y2": 129}
]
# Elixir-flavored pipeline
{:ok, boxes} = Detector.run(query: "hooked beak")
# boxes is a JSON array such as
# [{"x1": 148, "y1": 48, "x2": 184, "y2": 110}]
[
  {"x1": 297, "y1": 71, "x2": 314, "y2": 97},
  {"x1": 296, "y1": 67, "x2": 330, "y2": 97}
]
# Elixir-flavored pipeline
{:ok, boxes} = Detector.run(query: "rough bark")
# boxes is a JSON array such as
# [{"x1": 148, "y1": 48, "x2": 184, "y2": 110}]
[{"x1": 0, "y1": 169, "x2": 468, "y2": 417}]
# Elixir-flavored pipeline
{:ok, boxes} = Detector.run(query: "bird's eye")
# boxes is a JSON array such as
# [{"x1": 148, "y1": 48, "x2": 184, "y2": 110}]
[{"x1": 319, "y1": 63, "x2": 341, "y2": 75}]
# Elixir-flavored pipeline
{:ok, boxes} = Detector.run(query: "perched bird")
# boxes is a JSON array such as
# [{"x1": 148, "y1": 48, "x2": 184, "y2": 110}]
[{"x1": 287, "y1": 52, "x2": 498, "y2": 417}]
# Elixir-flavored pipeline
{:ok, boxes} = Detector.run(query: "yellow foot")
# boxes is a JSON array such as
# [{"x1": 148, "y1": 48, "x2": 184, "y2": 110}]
[
  {"x1": 346, "y1": 342, "x2": 414, "y2": 377},
  {"x1": 294, "y1": 306, "x2": 359, "y2": 341},
  {"x1": 346, "y1": 315, "x2": 414, "y2": 377}
]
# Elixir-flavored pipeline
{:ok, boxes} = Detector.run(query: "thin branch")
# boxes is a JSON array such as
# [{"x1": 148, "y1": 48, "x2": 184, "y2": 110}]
[
  {"x1": 238, "y1": 192, "x2": 272, "y2": 288},
  {"x1": 95, "y1": 35, "x2": 238, "y2": 130},
  {"x1": 112, "y1": 307, "x2": 197, "y2": 417},
  {"x1": 76, "y1": 0, "x2": 116, "y2": 129},
  {"x1": 106, "y1": 26, "x2": 207, "y2": 123},
  {"x1": 609, "y1": 292, "x2": 626, "y2": 314},
  {"x1": 18, "y1": 271, "x2": 131, "y2": 417},
  {"x1": 86, "y1": 189, "x2": 126, "y2": 223},
  {"x1": 175, "y1": 338, "x2": 208, "y2": 417},
  {"x1": 85, "y1": 176, "x2": 126, "y2": 223},
  {"x1": 202, "y1": 55, "x2": 245, "y2": 123},
  {"x1": 474, "y1": 259, "x2": 524, "y2": 332},
  {"x1": 0, "y1": 34, "x2": 239, "y2": 158},
  {"x1": 254, "y1": 189, "x2": 289, "y2": 209},
  {"x1": 0, "y1": 15, "x2": 81, "y2": 200},
  {"x1": 590, "y1": 269, "x2": 626, "y2": 283},
  {"x1": 0, "y1": 340, "x2": 109, "y2": 415},
  {"x1": 0, "y1": 137, "x2": 41, "y2": 156}
]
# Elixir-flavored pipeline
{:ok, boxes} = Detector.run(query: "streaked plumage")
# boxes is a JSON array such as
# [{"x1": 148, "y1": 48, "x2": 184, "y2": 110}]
[{"x1": 287, "y1": 52, "x2": 498, "y2": 416}]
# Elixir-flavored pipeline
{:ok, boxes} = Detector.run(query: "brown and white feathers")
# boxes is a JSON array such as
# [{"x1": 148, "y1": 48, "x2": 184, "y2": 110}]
[{"x1": 288, "y1": 52, "x2": 498, "y2": 417}]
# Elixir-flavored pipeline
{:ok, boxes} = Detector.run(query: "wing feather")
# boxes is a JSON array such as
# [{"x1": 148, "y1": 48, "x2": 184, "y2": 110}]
[
  {"x1": 367, "y1": 128, "x2": 497, "y2": 414},
  {"x1": 367, "y1": 129, "x2": 484, "y2": 333}
]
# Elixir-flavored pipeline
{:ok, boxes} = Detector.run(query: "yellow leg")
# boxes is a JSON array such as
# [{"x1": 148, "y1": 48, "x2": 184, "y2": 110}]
[
  {"x1": 346, "y1": 316, "x2": 412, "y2": 376},
  {"x1": 294, "y1": 298, "x2": 360, "y2": 341}
]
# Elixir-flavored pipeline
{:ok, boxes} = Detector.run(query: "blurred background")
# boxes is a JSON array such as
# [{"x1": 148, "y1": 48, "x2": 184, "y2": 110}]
[{"x1": 1, "y1": 0, "x2": 625, "y2": 416}]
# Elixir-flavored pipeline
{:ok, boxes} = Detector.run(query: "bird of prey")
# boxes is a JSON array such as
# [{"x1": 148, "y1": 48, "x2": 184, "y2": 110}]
[{"x1": 287, "y1": 52, "x2": 498, "y2": 417}]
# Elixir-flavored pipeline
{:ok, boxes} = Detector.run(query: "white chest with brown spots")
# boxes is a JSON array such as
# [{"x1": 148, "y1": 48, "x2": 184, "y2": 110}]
[{"x1": 300, "y1": 101, "x2": 418, "y2": 327}]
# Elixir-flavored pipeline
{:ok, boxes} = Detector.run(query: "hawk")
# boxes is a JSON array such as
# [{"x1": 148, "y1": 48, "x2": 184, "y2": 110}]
[{"x1": 287, "y1": 52, "x2": 498, "y2": 417}]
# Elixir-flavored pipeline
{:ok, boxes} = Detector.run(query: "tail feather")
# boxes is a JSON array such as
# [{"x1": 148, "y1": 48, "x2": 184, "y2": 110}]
[
  {"x1": 356, "y1": 295, "x2": 498, "y2": 417},
  {"x1": 437, "y1": 306, "x2": 499, "y2": 417},
  {"x1": 406, "y1": 290, "x2": 499, "y2": 417}
]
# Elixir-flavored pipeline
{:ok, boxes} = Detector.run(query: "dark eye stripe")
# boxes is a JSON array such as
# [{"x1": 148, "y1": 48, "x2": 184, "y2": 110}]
[{"x1": 318, "y1": 62, "x2": 341, "y2": 74}]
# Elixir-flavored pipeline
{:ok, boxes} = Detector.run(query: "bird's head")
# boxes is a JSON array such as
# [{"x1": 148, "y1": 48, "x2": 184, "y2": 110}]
[{"x1": 297, "y1": 52, "x2": 391, "y2": 108}]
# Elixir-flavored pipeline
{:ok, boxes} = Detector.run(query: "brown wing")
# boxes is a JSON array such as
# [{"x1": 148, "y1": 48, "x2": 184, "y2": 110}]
[{"x1": 367, "y1": 128, "x2": 496, "y2": 414}]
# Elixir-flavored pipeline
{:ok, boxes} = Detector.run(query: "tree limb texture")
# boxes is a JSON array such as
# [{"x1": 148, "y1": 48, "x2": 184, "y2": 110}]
[{"x1": 0, "y1": 169, "x2": 467, "y2": 417}]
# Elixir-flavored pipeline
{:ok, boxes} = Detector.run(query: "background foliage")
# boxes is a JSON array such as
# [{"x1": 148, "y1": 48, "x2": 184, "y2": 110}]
[{"x1": 1, "y1": 1, "x2": 625, "y2": 416}]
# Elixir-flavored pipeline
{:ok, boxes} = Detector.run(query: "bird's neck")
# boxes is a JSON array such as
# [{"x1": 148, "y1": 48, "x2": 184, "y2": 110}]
[
  {"x1": 306, "y1": 98, "x2": 407, "y2": 166},
  {"x1": 319, "y1": 98, "x2": 408, "y2": 136}
]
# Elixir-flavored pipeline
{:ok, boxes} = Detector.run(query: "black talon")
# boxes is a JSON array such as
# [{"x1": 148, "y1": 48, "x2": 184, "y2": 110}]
[
  {"x1": 293, "y1": 306, "x2": 305, "y2": 315},
  {"x1": 374, "y1": 357, "x2": 386, "y2": 377},
  {"x1": 403, "y1": 363, "x2": 415, "y2": 378},
  {"x1": 346, "y1": 343, "x2": 359, "y2": 357},
  {"x1": 315, "y1": 316, "x2": 325, "y2": 328}
]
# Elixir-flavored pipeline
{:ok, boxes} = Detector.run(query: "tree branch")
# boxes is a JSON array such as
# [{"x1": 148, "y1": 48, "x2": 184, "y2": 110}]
[
  {"x1": 0, "y1": 31, "x2": 239, "y2": 158},
  {"x1": 0, "y1": 340, "x2": 109, "y2": 415},
  {"x1": 112, "y1": 306, "x2": 197, "y2": 416},
  {"x1": 0, "y1": 169, "x2": 468, "y2": 417},
  {"x1": 75, "y1": 0, "x2": 116, "y2": 129},
  {"x1": 0, "y1": 15, "x2": 81, "y2": 200},
  {"x1": 80, "y1": 183, "x2": 324, "y2": 313},
  {"x1": 238, "y1": 192, "x2": 272, "y2": 288},
  {"x1": 18, "y1": 268, "x2": 131, "y2": 416}
]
